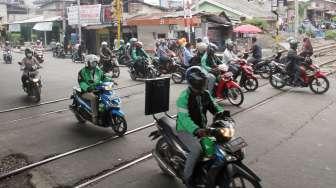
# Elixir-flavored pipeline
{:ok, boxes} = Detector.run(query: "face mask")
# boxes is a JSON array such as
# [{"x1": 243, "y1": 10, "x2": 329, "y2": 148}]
[
  {"x1": 88, "y1": 61, "x2": 97, "y2": 69},
  {"x1": 27, "y1": 53, "x2": 33, "y2": 58}
]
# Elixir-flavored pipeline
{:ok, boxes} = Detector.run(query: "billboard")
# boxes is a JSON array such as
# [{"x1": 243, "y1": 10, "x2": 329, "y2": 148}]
[{"x1": 67, "y1": 4, "x2": 101, "y2": 26}]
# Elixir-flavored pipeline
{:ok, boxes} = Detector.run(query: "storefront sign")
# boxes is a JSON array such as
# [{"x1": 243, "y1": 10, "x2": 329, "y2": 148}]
[
  {"x1": 9, "y1": 24, "x2": 21, "y2": 32},
  {"x1": 67, "y1": 4, "x2": 102, "y2": 26}
]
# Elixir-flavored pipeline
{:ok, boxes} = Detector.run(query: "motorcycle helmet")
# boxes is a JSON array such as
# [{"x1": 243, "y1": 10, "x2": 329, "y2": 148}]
[
  {"x1": 119, "y1": 39, "x2": 125, "y2": 45},
  {"x1": 135, "y1": 41, "x2": 143, "y2": 48},
  {"x1": 226, "y1": 40, "x2": 234, "y2": 50},
  {"x1": 207, "y1": 43, "x2": 218, "y2": 55},
  {"x1": 25, "y1": 48, "x2": 33, "y2": 58},
  {"x1": 289, "y1": 39, "x2": 298, "y2": 50},
  {"x1": 186, "y1": 66, "x2": 207, "y2": 93},
  {"x1": 129, "y1": 38, "x2": 138, "y2": 45},
  {"x1": 85, "y1": 54, "x2": 98, "y2": 70},
  {"x1": 196, "y1": 42, "x2": 208, "y2": 54},
  {"x1": 36, "y1": 40, "x2": 41, "y2": 45},
  {"x1": 5, "y1": 41, "x2": 10, "y2": 46},
  {"x1": 101, "y1": 41, "x2": 108, "y2": 48}
]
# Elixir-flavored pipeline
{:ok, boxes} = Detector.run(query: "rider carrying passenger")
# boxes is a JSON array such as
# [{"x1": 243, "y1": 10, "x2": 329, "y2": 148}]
[
  {"x1": 131, "y1": 41, "x2": 149, "y2": 76},
  {"x1": 176, "y1": 66, "x2": 224, "y2": 188},
  {"x1": 78, "y1": 55, "x2": 112, "y2": 124},
  {"x1": 19, "y1": 48, "x2": 41, "y2": 90},
  {"x1": 99, "y1": 41, "x2": 114, "y2": 72},
  {"x1": 247, "y1": 37, "x2": 262, "y2": 65},
  {"x1": 222, "y1": 40, "x2": 240, "y2": 80}
]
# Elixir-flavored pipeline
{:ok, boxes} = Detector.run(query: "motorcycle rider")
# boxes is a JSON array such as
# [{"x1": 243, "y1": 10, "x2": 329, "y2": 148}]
[
  {"x1": 157, "y1": 39, "x2": 174, "y2": 68},
  {"x1": 300, "y1": 37, "x2": 314, "y2": 57},
  {"x1": 247, "y1": 37, "x2": 262, "y2": 65},
  {"x1": 3, "y1": 41, "x2": 11, "y2": 51},
  {"x1": 222, "y1": 41, "x2": 240, "y2": 79},
  {"x1": 19, "y1": 48, "x2": 41, "y2": 89},
  {"x1": 78, "y1": 54, "x2": 112, "y2": 124},
  {"x1": 99, "y1": 41, "x2": 114, "y2": 72},
  {"x1": 201, "y1": 43, "x2": 220, "y2": 95},
  {"x1": 287, "y1": 39, "x2": 305, "y2": 86},
  {"x1": 131, "y1": 41, "x2": 149, "y2": 76},
  {"x1": 182, "y1": 42, "x2": 194, "y2": 67},
  {"x1": 176, "y1": 66, "x2": 223, "y2": 187},
  {"x1": 189, "y1": 42, "x2": 207, "y2": 66}
]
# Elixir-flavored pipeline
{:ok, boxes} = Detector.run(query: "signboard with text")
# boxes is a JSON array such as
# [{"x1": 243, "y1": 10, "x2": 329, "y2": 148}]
[{"x1": 67, "y1": 4, "x2": 102, "y2": 26}]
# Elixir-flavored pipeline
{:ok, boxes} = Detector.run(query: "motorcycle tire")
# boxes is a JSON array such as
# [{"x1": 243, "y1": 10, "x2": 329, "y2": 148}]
[
  {"x1": 33, "y1": 86, "x2": 41, "y2": 103},
  {"x1": 269, "y1": 72, "x2": 286, "y2": 89},
  {"x1": 243, "y1": 77, "x2": 258, "y2": 91},
  {"x1": 309, "y1": 76, "x2": 329, "y2": 94},
  {"x1": 226, "y1": 87, "x2": 244, "y2": 106},
  {"x1": 111, "y1": 115, "x2": 127, "y2": 136},
  {"x1": 259, "y1": 65, "x2": 271, "y2": 79},
  {"x1": 155, "y1": 138, "x2": 175, "y2": 177},
  {"x1": 221, "y1": 171, "x2": 261, "y2": 188},
  {"x1": 172, "y1": 71, "x2": 184, "y2": 84},
  {"x1": 112, "y1": 66, "x2": 120, "y2": 78}
]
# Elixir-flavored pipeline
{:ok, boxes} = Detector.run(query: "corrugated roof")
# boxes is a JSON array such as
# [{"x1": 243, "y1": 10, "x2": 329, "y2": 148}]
[{"x1": 9, "y1": 16, "x2": 62, "y2": 24}]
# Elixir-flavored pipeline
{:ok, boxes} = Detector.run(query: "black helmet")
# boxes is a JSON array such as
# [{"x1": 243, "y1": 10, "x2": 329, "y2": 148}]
[
  {"x1": 289, "y1": 39, "x2": 298, "y2": 50},
  {"x1": 186, "y1": 66, "x2": 207, "y2": 93},
  {"x1": 5, "y1": 41, "x2": 10, "y2": 45},
  {"x1": 208, "y1": 43, "x2": 218, "y2": 54},
  {"x1": 25, "y1": 48, "x2": 33, "y2": 58}
]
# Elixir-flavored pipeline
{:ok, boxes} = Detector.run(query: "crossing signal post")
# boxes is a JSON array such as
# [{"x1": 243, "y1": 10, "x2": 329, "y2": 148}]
[{"x1": 111, "y1": 0, "x2": 123, "y2": 48}]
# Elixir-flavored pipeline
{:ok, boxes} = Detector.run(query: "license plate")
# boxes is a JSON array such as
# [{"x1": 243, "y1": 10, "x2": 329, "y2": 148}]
[{"x1": 226, "y1": 137, "x2": 247, "y2": 153}]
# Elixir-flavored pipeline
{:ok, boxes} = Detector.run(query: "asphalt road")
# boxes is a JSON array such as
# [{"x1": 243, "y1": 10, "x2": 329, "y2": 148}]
[{"x1": 0, "y1": 51, "x2": 335, "y2": 188}]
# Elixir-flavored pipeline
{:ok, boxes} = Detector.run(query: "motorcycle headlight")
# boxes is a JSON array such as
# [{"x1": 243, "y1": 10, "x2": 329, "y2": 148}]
[
  {"x1": 32, "y1": 78, "x2": 39, "y2": 82},
  {"x1": 104, "y1": 85, "x2": 114, "y2": 91},
  {"x1": 110, "y1": 99, "x2": 120, "y2": 108},
  {"x1": 219, "y1": 127, "x2": 235, "y2": 140}
]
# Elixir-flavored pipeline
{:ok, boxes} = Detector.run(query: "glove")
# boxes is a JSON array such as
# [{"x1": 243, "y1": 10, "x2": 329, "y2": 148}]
[{"x1": 194, "y1": 128, "x2": 209, "y2": 138}]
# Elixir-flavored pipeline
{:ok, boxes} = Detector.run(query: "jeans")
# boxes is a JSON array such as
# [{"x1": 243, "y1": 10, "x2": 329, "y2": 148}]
[
  {"x1": 176, "y1": 132, "x2": 202, "y2": 187},
  {"x1": 81, "y1": 92, "x2": 98, "y2": 118}
]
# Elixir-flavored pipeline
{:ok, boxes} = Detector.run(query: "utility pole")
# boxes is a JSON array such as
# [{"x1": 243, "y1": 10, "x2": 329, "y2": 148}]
[
  {"x1": 116, "y1": 0, "x2": 122, "y2": 48},
  {"x1": 62, "y1": 0, "x2": 66, "y2": 44},
  {"x1": 77, "y1": 0, "x2": 81, "y2": 43},
  {"x1": 294, "y1": 0, "x2": 299, "y2": 38}
]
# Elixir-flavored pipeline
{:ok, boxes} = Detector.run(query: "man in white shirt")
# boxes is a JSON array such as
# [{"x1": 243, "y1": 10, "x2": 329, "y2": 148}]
[{"x1": 222, "y1": 41, "x2": 240, "y2": 79}]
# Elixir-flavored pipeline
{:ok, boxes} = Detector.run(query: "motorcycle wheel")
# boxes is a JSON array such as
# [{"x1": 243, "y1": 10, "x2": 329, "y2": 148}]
[
  {"x1": 269, "y1": 72, "x2": 286, "y2": 89},
  {"x1": 33, "y1": 86, "x2": 41, "y2": 103},
  {"x1": 111, "y1": 115, "x2": 127, "y2": 136},
  {"x1": 155, "y1": 138, "x2": 175, "y2": 177},
  {"x1": 309, "y1": 76, "x2": 329, "y2": 94},
  {"x1": 221, "y1": 172, "x2": 261, "y2": 188},
  {"x1": 227, "y1": 88, "x2": 244, "y2": 106},
  {"x1": 112, "y1": 66, "x2": 120, "y2": 78},
  {"x1": 259, "y1": 65, "x2": 271, "y2": 79},
  {"x1": 172, "y1": 71, "x2": 184, "y2": 84},
  {"x1": 243, "y1": 77, "x2": 258, "y2": 91}
]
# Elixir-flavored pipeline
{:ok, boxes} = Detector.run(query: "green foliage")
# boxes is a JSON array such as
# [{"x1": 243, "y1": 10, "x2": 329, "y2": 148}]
[
  {"x1": 325, "y1": 30, "x2": 336, "y2": 40},
  {"x1": 243, "y1": 18, "x2": 268, "y2": 30},
  {"x1": 332, "y1": 16, "x2": 336, "y2": 22},
  {"x1": 299, "y1": 2, "x2": 309, "y2": 19},
  {"x1": 9, "y1": 32, "x2": 22, "y2": 46}
]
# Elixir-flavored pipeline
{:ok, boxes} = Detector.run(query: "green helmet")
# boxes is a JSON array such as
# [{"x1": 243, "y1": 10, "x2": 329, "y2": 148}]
[{"x1": 289, "y1": 39, "x2": 298, "y2": 50}]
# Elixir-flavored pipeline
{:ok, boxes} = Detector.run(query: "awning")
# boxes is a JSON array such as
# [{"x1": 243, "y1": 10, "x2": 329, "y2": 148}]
[
  {"x1": 33, "y1": 22, "x2": 53, "y2": 31},
  {"x1": 10, "y1": 16, "x2": 61, "y2": 24}
]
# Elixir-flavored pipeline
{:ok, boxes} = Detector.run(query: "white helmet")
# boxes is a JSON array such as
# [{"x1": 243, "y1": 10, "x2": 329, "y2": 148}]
[
  {"x1": 85, "y1": 54, "x2": 98, "y2": 69},
  {"x1": 101, "y1": 41, "x2": 108, "y2": 47},
  {"x1": 196, "y1": 42, "x2": 208, "y2": 54}
]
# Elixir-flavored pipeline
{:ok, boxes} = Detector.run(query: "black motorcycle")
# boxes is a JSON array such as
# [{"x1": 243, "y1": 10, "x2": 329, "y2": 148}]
[
  {"x1": 100, "y1": 56, "x2": 120, "y2": 78},
  {"x1": 145, "y1": 78, "x2": 261, "y2": 188},
  {"x1": 128, "y1": 58, "x2": 159, "y2": 80},
  {"x1": 19, "y1": 63, "x2": 42, "y2": 103},
  {"x1": 252, "y1": 51, "x2": 284, "y2": 79},
  {"x1": 53, "y1": 46, "x2": 65, "y2": 58},
  {"x1": 171, "y1": 63, "x2": 187, "y2": 84},
  {"x1": 152, "y1": 56, "x2": 179, "y2": 77},
  {"x1": 3, "y1": 49, "x2": 12, "y2": 64}
]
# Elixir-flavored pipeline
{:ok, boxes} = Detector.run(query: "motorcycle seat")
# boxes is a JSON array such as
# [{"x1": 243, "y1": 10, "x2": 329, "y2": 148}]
[{"x1": 158, "y1": 117, "x2": 189, "y2": 152}]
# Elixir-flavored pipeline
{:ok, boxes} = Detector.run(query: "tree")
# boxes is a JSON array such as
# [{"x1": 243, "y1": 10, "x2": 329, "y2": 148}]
[{"x1": 243, "y1": 18, "x2": 269, "y2": 30}]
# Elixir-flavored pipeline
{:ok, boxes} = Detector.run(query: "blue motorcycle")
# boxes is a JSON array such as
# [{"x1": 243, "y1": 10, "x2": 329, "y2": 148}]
[{"x1": 69, "y1": 82, "x2": 127, "y2": 136}]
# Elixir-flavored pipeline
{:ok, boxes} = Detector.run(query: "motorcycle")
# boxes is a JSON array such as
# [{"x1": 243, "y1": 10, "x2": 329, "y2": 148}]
[
  {"x1": 253, "y1": 51, "x2": 285, "y2": 79},
  {"x1": 269, "y1": 58, "x2": 330, "y2": 94},
  {"x1": 53, "y1": 46, "x2": 66, "y2": 58},
  {"x1": 72, "y1": 49, "x2": 85, "y2": 63},
  {"x1": 69, "y1": 82, "x2": 127, "y2": 135},
  {"x1": 145, "y1": 78, "x2": 261, "y2": 188},
  {"x1": 152, "y1": 53, "x2": 179, "y2": 76},
  {"x1": 19, "y1": 62, "x2": 42, "y2": 103},
  {"x1": 34, "y1": 48, "x2": 44, "y2": 64},
  {"x1": 100, "y1": 56, "x2": 120, "y2": 78},
  {"x1": 3, "y1": 49, "x2": 12, "y2": 64},
  {"x1": 128, "y1": 58, "x2": 159, "y2": 80},
  {"x1": 234, "y1": 59, "x2": 259, "y2": 91},
  {"x1": 214, "y1": 64, "x2": 244, "y2": 106},
  {"x1": 171, "y1": 63, "x2": 187, "y2": 84}
]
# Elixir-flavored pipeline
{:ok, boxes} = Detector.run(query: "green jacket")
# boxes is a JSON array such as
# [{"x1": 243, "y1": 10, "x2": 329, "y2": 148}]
[
  {"x1": 201, "y1": 52, "x2": 217, "y2": 73},
  {"x1": 176, "y1": 88, "x2": 222, "y2": 134},
  {"x1": 131, "y1": 48, "x2": 149, "y2": 61},
  {"x1": 78, "y1": 67, "x2": 111, "y2": 92}
]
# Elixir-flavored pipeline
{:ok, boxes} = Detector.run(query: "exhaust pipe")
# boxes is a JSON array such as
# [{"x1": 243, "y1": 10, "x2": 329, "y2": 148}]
[
  {"x1": 152, "y1": 151, "x2": 177, "y2": 177},
  {"x1": 172, "y1": 73, "x2": 182, "y2": 78}
]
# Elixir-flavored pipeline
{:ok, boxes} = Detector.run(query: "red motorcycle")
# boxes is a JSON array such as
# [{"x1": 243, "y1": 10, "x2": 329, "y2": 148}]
[
  {"x1": 269, "y1": 59, "x2": 330, "y2": 94},
  {"x1": 214, "y1": 64, "x2": 244, "y2": 106},
  {"x1": 235, "y1": 59, "x2": 259, "y2": 91}
]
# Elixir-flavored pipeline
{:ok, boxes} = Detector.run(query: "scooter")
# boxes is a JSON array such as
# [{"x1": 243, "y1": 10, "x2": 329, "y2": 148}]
[
  {"x1": 100, "y1": 56, "x2": 120, "y2": 78},
  {"x1": 69, "y1": 82, "x2": 127, "y2": 135},
  {"x1": 3, "y1": 49, "x2": 12, "y2": 64},
  {"x1": 34, "y1": 48, "x2": 44, "y2": 64},
  {"x1": 19, "y1": 62, "x2": 42, "y2": 103},
  {"x1": 214, "y1": 64, "x2": 244, "y2": 106},
  {"x1": 144, "y1": 78, "x2": 261, "y2": 188},
  {"x1": 128, "y1": 58, "x2": 159, "y2": 80},
  {"x1": 235, "y1": 58, "x2": 259, "y2": 91}
]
